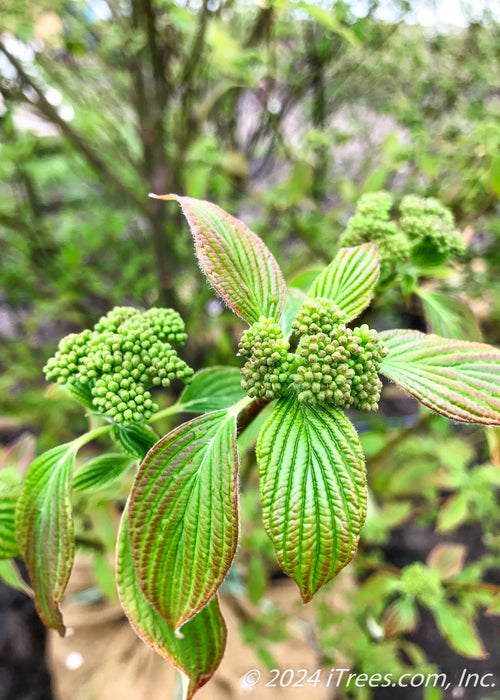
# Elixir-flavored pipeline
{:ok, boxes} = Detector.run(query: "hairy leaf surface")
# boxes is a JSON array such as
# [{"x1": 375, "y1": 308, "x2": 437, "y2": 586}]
[
  {"x1": 129, "y1": 409, "x2": 239, "y2": 628},
  {"x1": 308, "y1": 243, "x2": 379, "y2": 321},
  {"x1": 178, "y1": 367, "x2": 245, "y2": 413},
  {"x1": 117, "y1": 509, "x2": 226, "y2": 699},
  {"x1": 153, "y1": 195, "x2": 286, "y2": 323},
  {"x1": 15, "y1": 444, "x2": 76, "y2": 634},
  {"x1": 257, "y1": 395, "x2": 367, "y2": 601},
  {"x1": 380, "y1": 330, "x2": 500, "y2": 425}
]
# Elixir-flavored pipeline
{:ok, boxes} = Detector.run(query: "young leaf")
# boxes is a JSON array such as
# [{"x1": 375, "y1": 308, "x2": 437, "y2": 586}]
[
  {"x1": 73, "y1": 454, "x2": 135, "y2": 492},
  {"x1": 178, "y1": 367, "x2": 245, "y2": 413},
  {"x1": 112, "y1": 423, "x2": 158, "y2": 461},
  {"x1": 64, "y1": 380, "x2": 95, "y2": 409},
  {"x1": 436, "y1": 492, "x2": 469, "y2": 533},
  {"x1": 380, "y1": 330, "x2": 500, "y2": 425},
  {"x1": 0, "y1": 489, "x2": 20, "y2": 559},
  {"x1": 434, "y1": 603, "x2": 487, "y2": 659},
  {"x1": 152, "y1": 195, "x2": 286, "y2": 323},
  {"x1": 15, "y1": 444, "x2": 76, "y2": 635},
  {"x1": 382, "y1": 598, "x2": 418, "y2": 636},
  {"x1": 426, "y1": 543, "x2": 466, "y2": 579},
  {"x1": 307, "y1": 243, "x2": 379, "y2": 322},
  {"x1": 129, "y1": 409, "x2": 239, "y2": 629},
  {"x1": 256, "y1": 395, "x2": 367, "y2": 602},
  {"x1": 117, "y1": 509, "x2": 226, "y2": 699}
]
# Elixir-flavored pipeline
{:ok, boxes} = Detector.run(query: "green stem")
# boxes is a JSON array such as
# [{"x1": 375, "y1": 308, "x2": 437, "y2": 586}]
[
  {"x1": 149, "y1": 402, "x2": 184, "y2": 423},
  {"x1": 71, "y1": 425, "x2": 112, "y2": 452}
]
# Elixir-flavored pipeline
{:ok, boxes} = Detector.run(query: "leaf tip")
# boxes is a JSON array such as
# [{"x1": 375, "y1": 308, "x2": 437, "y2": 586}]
[
  {"x1": 37, "y1": 601, "x2": 66, "y2": 637},
  {"x1": 298, "y1": 587, "x2": 314, "y2": 604},
  {"x1": 148, "y1": 193, "x2": 177, "y2": 200}
]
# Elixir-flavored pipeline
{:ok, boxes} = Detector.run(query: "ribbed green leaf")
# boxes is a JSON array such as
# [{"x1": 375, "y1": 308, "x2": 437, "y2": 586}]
[
  {"x1": 154, "y1": 195, "x2": 286, "y2": 323},
  {"x1": 0, "y1": 489, "x2": 20, "y2": 559},
  {"x1": 380, "y1": 330, "x2": 500, "y2": 425},
  {"x1": 15, "y1": 444, "x2": 76, "y2": 634},
  {"x1": 117, "y1": 509, "x2": 226, "y2": 699},
  {"x1": 256, "y1": 395, "x2": 367, "y2": 602},
  {"x1": 112, "y1": 423, "x2": 158, "y2": 460},
  {"x1": 129, "y1": 409, "x2": 239, "y2": 628},
  {"x1": 178, "y1": 367, "x2": 245, "y2": 413},
  {"x1": 308, "y1": 243, "x2": 379, "y2": 322},
  {"x1": 65, "y1": 380, "x2": 95, "y2": 409},
  {"x1": 73, "y1": 454, "x2": 135, "y2": 492}
]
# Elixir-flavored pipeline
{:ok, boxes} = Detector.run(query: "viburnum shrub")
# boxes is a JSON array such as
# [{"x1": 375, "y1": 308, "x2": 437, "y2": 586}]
[{"x1": 5, "y1": 195, "x2": 500, "y2": 698}]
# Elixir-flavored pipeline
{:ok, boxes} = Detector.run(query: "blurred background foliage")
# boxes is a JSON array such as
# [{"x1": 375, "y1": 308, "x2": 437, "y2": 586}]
[{"x1": 0, "y1": 0, "x2": 499, "y2": 697}]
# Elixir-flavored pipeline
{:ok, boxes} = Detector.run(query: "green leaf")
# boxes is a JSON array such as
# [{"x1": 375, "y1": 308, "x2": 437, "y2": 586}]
[
  {"x1": 178, "y1": 367, "x2": 245, "y2": 413},
  {"x1": 153, "y1": 195, "x2": 286, "y2": 323},
  {"x1": 380, "y1": 330, "x2": 500, "y2": 425},
  {"x1": 279, "y1": 287, "x2": 306, "y2": 338},
  {"x1": 434, "y1": 603, "x2": 487, "y2": 659},
  {"x1": 436, "y1": 492, "x2": 469, "y2": 533},
  {"x1": 363, "y1": 165, "x2": 389, "y2": 192},
  {"x1": 117, "y1": 509, "x2": 226, "y2": 699},
  {"x1": 308, "y1": 244, "x2": 380, "y2": 322},
  {"x1": 417, "y1": 289, "x2": 482, "y2": 341},
  {"x1": 247, "y1": 556, "x2": 267, "y2": 604},
  {"x1": 93, "y1": 553, "x2": 119, "y2": 602},
  {"x1": 296, "y1": 2, "x2": 359, "y2": 45},
  {"x1": 112, "y1": 423, "x2": 158, "y2": 461},
  {"x1": 129, "y1": 409, "x2": 239, "y2": 628},
  {"x1": 256, "y1": 395, "x2": 366, "y2": 602},
  {"x1": 288, "y1": 267, "x2": 324, "y2": 293},
  {"x1": 73, "y1": 453, "x2": 135, "y2": 492},
  {"x1": 288, "y1": 159, "x2": 313, "y2": 203},
  {"x1": 0, "y1": 559, "x2": 32, "y2": 596},
  {"x1": 486, "y1": 593, "x2": 500, "y2": 616},
  {"x1": 0, "y1": 489, "x2": 20, "y2": 559},
  {"x1": 64, "y1": 380, "x2": 95, "y2": 409},
  {"x1": 15, "y1": 444, "x2": 76, "y2": 634}
]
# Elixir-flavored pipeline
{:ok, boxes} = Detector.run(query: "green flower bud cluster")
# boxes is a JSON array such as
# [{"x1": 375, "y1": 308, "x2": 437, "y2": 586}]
[
  {"x1": 339, "y1": 191, "x2": 464, "y2": 271},
  {"x1": 238, "y1": 317, "x2": 294, "y2": 400},
  {"x1": 399, "y1": 195, "x2": 465, "y2": 265},
  {"x1": 238, "y1": 299, "x2": 388, "y2": 411},
  {"x1": 44, "y1": 307, "x2": 193, "y2": 425},
  {"x1": 347, "y1": 324, "x2": 388, "y2": 411},
  {"x1": 94, "y1": 306, "x2": 187, "y2": 344},
  {"x1": 339, "y1": 192, "x2": 411, "y2": 270},
  {"x1": 292, "y1": 301, "x2": 388, "y2": 410},
  {"x1": 399, "y1": 562, "x2": 444, "y2": 610},
  {"x1": 292, "y1": 297, "x2": 346, "y2": 335}
]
